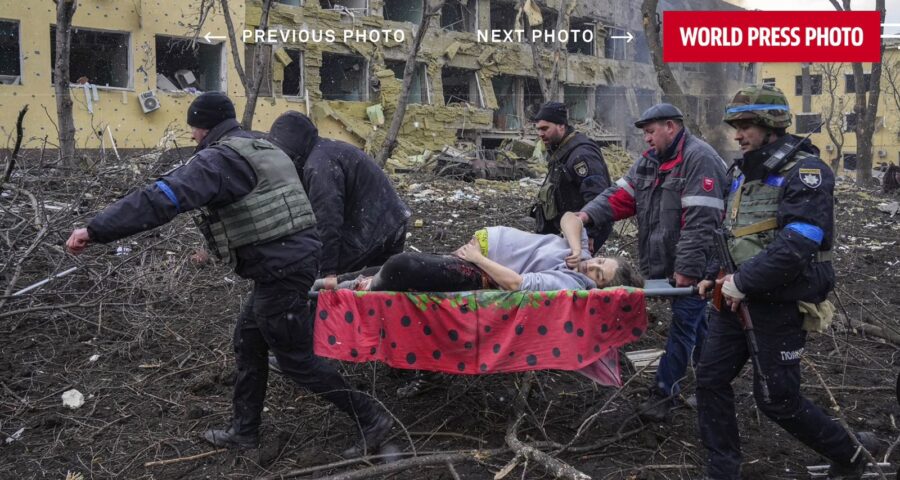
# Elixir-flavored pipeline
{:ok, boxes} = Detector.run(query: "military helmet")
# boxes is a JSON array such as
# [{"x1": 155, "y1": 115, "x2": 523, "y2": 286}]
[
  {"x1": 634, "y1": 103, "x2": 684, "y2": 128},
  {"x1": 724, "y1": 85, "x2": 792, "y2": 129}
]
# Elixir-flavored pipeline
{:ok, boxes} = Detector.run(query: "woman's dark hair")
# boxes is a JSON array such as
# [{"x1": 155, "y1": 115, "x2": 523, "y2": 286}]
[{"x1": 607, "y1": 256, "x2": 644, "y2": 288}]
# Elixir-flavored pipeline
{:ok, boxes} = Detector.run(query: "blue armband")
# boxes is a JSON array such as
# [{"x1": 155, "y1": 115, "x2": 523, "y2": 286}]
[
  {"x1": 155, "y1": 180, "x2": 181, "y2": 214},
  {"x1": 785, "y1": 222, "x2": 823, "y2": 245}
]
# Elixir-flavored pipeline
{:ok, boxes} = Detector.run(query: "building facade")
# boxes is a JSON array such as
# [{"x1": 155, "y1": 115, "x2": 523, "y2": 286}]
[{"x1": 0, "y1": 0, "x2": 751, "y2": 161}]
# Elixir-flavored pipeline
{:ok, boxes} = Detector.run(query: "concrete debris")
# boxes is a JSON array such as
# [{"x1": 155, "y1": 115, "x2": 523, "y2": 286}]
[
  {"x1": 62, "y1": 389, "x2": 85, "y2": 409},
  {"x1": 877, "y1": 201, "x2": 899, "y2": 217}
]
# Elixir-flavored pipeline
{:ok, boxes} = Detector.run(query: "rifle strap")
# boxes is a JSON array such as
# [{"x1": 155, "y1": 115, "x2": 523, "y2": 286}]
[{"x1": 732, "y1": 218, "x2": 778, "y2": 237}]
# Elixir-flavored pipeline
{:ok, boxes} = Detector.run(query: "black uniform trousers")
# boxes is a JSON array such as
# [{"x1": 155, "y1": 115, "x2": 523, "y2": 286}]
[
  {"x1": 696, "y1": 306, "x2": 857, "y2": 480},
  {"x1": 231, "y1": 259, "x2": 377, "y2": 435}
]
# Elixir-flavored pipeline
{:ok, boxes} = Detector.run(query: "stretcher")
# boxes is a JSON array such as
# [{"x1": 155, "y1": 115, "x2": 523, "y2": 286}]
[{"x1": 311, "y1": 281, "x2": 698, "y2": 387}]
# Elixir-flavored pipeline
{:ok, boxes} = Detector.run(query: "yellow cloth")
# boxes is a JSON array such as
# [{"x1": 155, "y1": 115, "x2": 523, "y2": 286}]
[
  {"x1": 473, "y1": 229, "x2": 489, "y2": 257},
  {"x1": 799, "y1": 300, "x2": 835, "y2": 333}
]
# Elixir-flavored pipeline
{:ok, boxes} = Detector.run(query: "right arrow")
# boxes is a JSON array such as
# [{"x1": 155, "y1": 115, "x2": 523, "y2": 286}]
[{"x1": 610, "y1": 31, "x2": 634, "y2": 43}]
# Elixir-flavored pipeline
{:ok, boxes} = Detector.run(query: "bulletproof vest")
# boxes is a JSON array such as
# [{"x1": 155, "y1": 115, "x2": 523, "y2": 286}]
[
  {"x1": 724, "y1": 151, "x2": 830, "y2": 266},
  {"x1": 195, "y1": 137, "x2": 316, "y2": 265},
  {"x1": 535, "y1": 132, "x2": 591, "y2": 226}
]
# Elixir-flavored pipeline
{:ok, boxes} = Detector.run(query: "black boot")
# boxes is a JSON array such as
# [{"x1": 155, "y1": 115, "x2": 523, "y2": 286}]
[
  {"x1": 829, "y1": 432, "x2": 883, "y2": 479},
  {"x1": 202, "y1": 426, "x2": 259, "y2": 449},
  {"x1": 342, "y1": 409, "x2": 394, "y2": 458},
  {"x1": 638, "y1": 389, "x2": 673, "y2": 423}
]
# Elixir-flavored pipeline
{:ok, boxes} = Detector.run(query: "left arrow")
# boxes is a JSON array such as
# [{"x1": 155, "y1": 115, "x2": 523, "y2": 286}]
[{"x1": 204, "y1": 32, "x2": 227, "y2": 43}]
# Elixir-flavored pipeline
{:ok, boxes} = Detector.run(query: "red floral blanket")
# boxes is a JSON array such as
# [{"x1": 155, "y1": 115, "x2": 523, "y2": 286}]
[{"x1": 313, "y1": 288, "x2": 647, "y2": 386}]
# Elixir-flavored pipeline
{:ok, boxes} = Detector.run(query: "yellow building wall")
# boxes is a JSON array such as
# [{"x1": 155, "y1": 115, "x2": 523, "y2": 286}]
[{"x1": 760, "y1": 56, "x2": 900, "y2": 171}]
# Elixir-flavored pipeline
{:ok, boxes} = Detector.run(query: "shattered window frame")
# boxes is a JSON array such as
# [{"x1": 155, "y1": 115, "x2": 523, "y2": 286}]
[
  {"x1": 491, "y1": 75, "x2": 519, "y2": 130},
  {"x1": 489, "y1": 1, "x2": 517, "y2": 31},
  {"x1": 567, "y1": 20, "x2": 595, "y2": 56},
  {"x1": 442, "y1": 66, "x2": 482, "y2": 107},
  {"x1": 154, "y1": 35, "x2": 225, "y2": 93},
  {"x1": 386, "y1": 60, "x2": 430, "y2": 105},
  {"x1": 762, "y1": 77, "x2": 776, "y2": 88},
  {"x1": 244, "y1": 43, "x2": 274, "y2": 97},
  {"x1": 604, "y1": 25, "x2": 627, "y2": 61},
  {"x1": 281, "y1": 48, "x2": 305, "y2": 98},
  {"x1": 0, "y1": 19, "x2": 21, "y2": 85},
  {"x1": 564, "y1": 85, "x2": 593, "y2": 122},
  {"x1": 794, "y1": 74, "x2": 822, "y2": 95},
  {"x1": 50, "y1": 26, "x2": 132, "y2": 90},
  {"x1": 320, "y1": 0, "x2": 368, "y2": 15},
  {"x1": 320, "y1": 51, "x2": 369, "y2": 102},
  {"x1": 383, "y1": 0, "x2": 422, "y2": 24},
  {"x1": 441, "y1": 0, "x2": 478, "y2": 33}
]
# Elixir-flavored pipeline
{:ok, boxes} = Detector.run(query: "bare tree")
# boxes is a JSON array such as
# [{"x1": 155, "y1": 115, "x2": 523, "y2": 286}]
[
  {"x1": 375, "y1": 0, "x2": 444, "y2": 167},
  {"x1": 830, "y1": 0, "x2": 886, "y2": 185},
  {"x1": 53, "y1": 0, "x2": 77, "y2": 166},
  {"x1": 523, "y1": 0, "x2": 569, "y2": 102},
  {"x1": 220, "y1": 0, "x2": 274, "y2": 130},
  {"x1": 816, "y1": 62, "x2": 848, "y2": 172},
  {"x1": 640, "y1": 0, "x2": 703, "y2": 137}
]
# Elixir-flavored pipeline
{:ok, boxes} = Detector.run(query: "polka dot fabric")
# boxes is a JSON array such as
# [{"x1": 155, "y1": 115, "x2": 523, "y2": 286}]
[{"x1": 313, "y1": 289, "x2": 646, "y2": 381}]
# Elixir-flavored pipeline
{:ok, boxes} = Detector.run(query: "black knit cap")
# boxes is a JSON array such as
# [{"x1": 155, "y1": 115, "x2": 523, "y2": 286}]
[
  {"x1": 186, "y1": 92, "x2": 236, "y2": 129},
  {"x1": 531, "y1": 101, "x2": 568, "y2": 125}
]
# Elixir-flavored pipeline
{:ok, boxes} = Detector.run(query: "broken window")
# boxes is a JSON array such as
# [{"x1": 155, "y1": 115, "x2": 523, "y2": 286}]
[
  {"x1": 244, "y1": 43, "x2": 274, "y2": 97},
  {"x1": 320, "y1": 0, "x2": 367, "y2": 15},
  {"x1": 523, "y1": 77, "x2": 543, "y2": 120},
  {"x1": 442, "y1": 66, "x2": 481, "y2": 107},
  {"x1": 762, "y1": 77, "x2": 776, "y2": 87},
  {"x1": 386, "y1": 60, "x2": 428, "y2": 104},
  {"x1": 383, "y1": 0, "x2": 421, "y2": 23},
  {"x1": 567, "y1": 20, "x2": 594, "y2": 55},
  {"x1": 604, "y1": 26, "x2": 626, "y2": 61},
  {"x1": 492, "y1": 76, "x2": 517, "y2": 129},
  {"x1": 0, "y1": 20, "x2": 20, "y2": 84},
  {"x1": 794, "y1": 74, "x2": 822, "y2": 95},
  {"x1": 320, "y1": 52, "x2": 367, "y2": 101},
  {"x1": 281, "y1": 49, "x2": 304, "y2": 97},
  {"x1": 489, "y1": 1, "x2": 516, "y2": 31},
  {"x1": 845, "y1": 73, "x2": 872, "y2": 93},
  {"x1": 844, "y1": 112, "x2": 858, "y2": 132},
  {"x1": 50, "y1": 27, "x2": 130, "y2": 88},
  {"x1": 155, "y1": 36, "x2": 223, "y2": 92},
  {"x1": 564, "y1": 85, "x2": 592, "y2": 121},
  {"x1": 595, "y1": 85, "x2": 628, "y2": 130},
  {"x1": 441, "y1": 0, "x2": 477, "y2": 32}
]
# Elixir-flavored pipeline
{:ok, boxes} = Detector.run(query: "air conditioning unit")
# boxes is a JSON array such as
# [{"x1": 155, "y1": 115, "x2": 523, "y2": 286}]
[
  {"x1": 139, "y1": 91, "x2": 160, "y2": 114},
  {"x1": 878, "y1": 149, "x2": 887, "y2": 158},
  {"x1": 825, "y1": 144, "x2": 834, "y2": 152}
]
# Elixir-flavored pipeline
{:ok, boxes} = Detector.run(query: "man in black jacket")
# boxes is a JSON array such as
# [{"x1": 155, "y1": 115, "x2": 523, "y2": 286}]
[
  {"x1": 65, "y1": 92, "x2": 392, "y2": 457},
  {"x1": 530, "y1": 102, "x2": 611, "y2": 252},
  {"x1": 267, "y1": 111, "x2": 411, "y2": 287}
]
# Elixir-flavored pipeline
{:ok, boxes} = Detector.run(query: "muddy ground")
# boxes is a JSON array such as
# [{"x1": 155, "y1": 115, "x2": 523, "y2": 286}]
[{"x1": 1, "y1": 164, "x2": 899, "y2": 480}]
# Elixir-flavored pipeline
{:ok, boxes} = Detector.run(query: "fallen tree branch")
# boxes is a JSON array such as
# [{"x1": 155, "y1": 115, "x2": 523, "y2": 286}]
[
  {"x1": 143, "y1": 448, "x2": 227, "y2": 467},
  {"x1": 805, "y1": 358, "x2": 887, "y2": 479},
  {"x1": 262, "y1": 448, "x2": 508, "y2": 480},
  {"x1": 505, "y1": 415, "x2": 590, "y2": 480}
]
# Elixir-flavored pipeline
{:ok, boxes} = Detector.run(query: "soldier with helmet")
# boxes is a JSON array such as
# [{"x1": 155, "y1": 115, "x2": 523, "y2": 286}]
[
  {"x1": 695, "y1": 85, "x2": 880, "y2": 479},
  {"x1": 575, "y1": 103, "x2": 728, "y2": 421}
]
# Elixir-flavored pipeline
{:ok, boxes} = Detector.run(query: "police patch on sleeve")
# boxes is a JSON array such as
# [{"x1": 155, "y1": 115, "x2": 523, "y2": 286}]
[
  {"x1": 799, "y1": 168, "x2": 822, "y2": 188},
  {"x1": 573, "y1": 161, "x2": 589, "y2": 177}
]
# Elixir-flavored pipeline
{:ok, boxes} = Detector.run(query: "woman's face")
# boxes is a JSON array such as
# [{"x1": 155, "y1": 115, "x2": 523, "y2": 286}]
[{"x1": 578, "y1": 257, "x2": 619, "y2": 288}]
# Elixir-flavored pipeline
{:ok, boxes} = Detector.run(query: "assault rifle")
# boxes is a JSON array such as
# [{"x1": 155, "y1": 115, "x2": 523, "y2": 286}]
[{"x1": 712, "y1": 228, "x2": 771, "y2": 403}]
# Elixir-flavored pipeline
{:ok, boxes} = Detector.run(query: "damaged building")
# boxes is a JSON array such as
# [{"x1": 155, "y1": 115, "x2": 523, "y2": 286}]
[{"x1": 1, "y1": 0, "x2": 752, "y2": 166}]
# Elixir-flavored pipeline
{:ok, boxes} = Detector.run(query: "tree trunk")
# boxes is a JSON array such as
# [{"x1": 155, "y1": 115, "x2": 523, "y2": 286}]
[
  {"x1": 53, "y1": 0, "x2": 78, "y2": 167},
  {"x1": 640, "y1": 0, "x2": 703, "y2": 137},
  {"x1": 375, "y1": 0, "x2": 443, "y2": 167},
  {"x1": 242, "y1": 0, "x2": 273, "y2": 130},
  {"x1": 801, "y1": 63, "x2": 811, "y2": 112}
]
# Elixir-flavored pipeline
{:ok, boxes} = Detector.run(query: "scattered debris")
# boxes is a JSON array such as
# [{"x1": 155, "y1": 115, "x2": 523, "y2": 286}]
[
  {"x1": 4, "y1": 427, "x2": 24, "y2": 444},
  {"x1": 625, "y1": 349, "x2": 665, "y2": 374},
  {"x1": 61, "y1": 389, "x2": 85, "y2": 409},
  {"x1": 877, "y1": 201, "x2": 899, "y2": 217}
]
